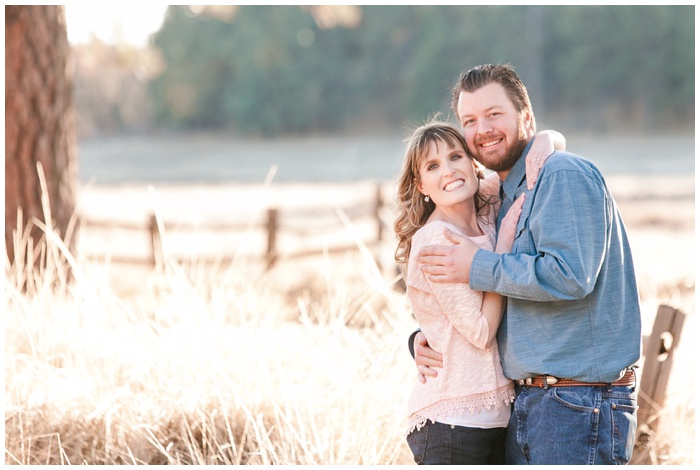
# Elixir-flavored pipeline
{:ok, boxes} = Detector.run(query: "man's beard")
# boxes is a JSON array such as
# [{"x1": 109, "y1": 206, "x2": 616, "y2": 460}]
[
  {"x1": 474, "y1": 124, "x2": 529, "y2": 173},
  {"x1": 483, "y1": 136, "x2": 528, "y2": 173}
]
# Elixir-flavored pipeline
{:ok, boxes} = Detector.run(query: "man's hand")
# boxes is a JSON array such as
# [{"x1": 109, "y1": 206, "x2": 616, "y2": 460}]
[
  {"x1": 418, "y1": 228, "x2": 479, "y2": 283},
  {"x1": 414, "y1": 331, "x2": 443, "y2": 384}
]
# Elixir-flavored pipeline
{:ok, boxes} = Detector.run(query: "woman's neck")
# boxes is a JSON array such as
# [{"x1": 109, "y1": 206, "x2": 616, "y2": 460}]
[{"x1": 428, "y1": 201, "x2": 483, "y2": 237}]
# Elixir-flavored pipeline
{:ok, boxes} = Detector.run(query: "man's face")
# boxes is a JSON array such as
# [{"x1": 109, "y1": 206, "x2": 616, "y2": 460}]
[{"x1": 456, "y1": 82, "x2": 532, "y2": 174}]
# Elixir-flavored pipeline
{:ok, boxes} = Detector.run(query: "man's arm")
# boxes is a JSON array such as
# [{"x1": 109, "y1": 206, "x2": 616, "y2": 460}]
[
  {"x1": 408, "y1": 329, "x2": 419, "y2": 358},
  {"x1": 411, "y1": 331, "x2": 442, "y2": 383},
  {"x1": 472, "y1": 164, "x2": 609, "y2": 301}
]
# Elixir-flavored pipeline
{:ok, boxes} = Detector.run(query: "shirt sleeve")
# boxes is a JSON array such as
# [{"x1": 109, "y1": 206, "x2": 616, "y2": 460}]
[
  {"x1": 470, "y1": 164, "x2": 610, "y2": 301},
  {"x1": 408, "y1": 223, "x2": 491, "y2": 349}
]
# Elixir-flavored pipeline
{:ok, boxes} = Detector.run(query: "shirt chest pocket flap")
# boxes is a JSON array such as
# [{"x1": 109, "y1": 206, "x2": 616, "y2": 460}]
[{"x1": 512, "y1": 212, "x2": 535, "y2": 254}]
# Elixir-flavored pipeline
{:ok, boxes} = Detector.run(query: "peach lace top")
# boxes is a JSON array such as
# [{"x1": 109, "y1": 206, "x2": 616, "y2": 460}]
[{"x1": 405, "y1": 174, "x2": 514, "y2": 434}]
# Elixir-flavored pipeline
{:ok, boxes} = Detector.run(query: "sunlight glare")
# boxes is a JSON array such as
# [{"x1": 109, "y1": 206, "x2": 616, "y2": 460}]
[{"x1": 65, "y1": 4, "x2": 168, "y2": 47}]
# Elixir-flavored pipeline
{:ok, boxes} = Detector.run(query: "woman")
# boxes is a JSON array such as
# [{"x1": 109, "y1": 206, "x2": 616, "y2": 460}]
[{"x1": 394, "y1": 120, "x2": 564, "y2": 464}]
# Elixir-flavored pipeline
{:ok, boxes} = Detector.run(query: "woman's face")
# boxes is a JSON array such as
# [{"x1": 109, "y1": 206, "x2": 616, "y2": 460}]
[{"x1": 416, "y1": 139, "x2": 478, "y2": 210}]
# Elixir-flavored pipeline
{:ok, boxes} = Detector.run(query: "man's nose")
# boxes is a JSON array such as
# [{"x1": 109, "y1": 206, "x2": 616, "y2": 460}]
[{"x1": 477, "y1": 119, "x2": 493, "y2": 134}]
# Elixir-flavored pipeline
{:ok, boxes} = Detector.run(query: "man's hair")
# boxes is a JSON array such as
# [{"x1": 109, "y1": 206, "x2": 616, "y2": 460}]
[{"x1": 451, "y1": 63, "x2": 536, "y2": 134}]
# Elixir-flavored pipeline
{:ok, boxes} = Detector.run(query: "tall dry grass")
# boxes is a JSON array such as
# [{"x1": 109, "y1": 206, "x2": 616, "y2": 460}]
[
  {"x1": 5, "y1": 210, "x2": 420, "y2": 464},
  {"x1": 5, "y1": 176, "x2": 695, "y2": 465}
]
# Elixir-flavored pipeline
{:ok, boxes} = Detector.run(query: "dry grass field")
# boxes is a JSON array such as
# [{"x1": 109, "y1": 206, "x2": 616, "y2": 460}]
[{"x1": 4, "y1": 174, "x2": 695, "y2": 465}]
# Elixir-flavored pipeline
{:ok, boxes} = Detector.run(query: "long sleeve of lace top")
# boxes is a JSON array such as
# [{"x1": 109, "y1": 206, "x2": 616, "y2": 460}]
[{"x1": 406, "y1": 221, "x2": 494, "y2": 350}]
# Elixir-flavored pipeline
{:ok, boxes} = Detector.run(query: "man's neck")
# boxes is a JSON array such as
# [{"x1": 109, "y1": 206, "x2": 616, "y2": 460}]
[{"x1": 496, "y1": 169, "x2": 510, "y2": 182}]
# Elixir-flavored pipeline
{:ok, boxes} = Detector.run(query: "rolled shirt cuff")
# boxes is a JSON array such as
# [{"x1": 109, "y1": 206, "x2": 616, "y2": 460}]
[{"x1": 470, "y1": 248, "x2": 499, "y2": 292}]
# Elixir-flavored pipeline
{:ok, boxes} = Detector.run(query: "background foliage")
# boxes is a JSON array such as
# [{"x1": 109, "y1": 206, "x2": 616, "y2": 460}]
[{"x1": 75, "y1": 5, "x2": 695, "y2": 137}]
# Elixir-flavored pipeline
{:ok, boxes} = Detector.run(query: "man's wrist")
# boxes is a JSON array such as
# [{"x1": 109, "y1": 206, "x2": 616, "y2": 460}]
[{"x1": 470, "y1": 248, "x2": 498, "y2": 291}]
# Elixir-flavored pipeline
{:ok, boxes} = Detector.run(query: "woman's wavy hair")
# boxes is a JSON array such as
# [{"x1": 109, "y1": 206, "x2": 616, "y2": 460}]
[{"x1": 393, "y1": 119, "x2": 496, "y2": 268}]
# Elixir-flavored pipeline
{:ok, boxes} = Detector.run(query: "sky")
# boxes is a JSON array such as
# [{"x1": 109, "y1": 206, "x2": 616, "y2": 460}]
[{"x1": 65, "y1": 4, "x2": 169, "y2": 46}]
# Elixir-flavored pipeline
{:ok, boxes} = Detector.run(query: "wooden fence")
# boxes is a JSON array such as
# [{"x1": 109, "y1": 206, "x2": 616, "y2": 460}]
[
  {"x1": 80, "y1": 191, "x2": 687, "y2": 462},
  {"x1": 80, "y1": 183, "x2": 388, "y2": 269}
]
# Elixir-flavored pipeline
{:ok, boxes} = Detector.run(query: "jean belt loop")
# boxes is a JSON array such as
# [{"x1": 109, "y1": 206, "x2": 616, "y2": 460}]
[
  {"x1": 542, "y1": 374, "x2": 549, "y2": 390},
  {"x1": 606, "y1": 383, "x2": 613, "y2": 393}
]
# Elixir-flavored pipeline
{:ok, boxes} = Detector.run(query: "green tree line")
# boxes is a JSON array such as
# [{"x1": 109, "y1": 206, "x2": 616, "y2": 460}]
[{"x1": 148, "y1": 5, "x2": 694, "y2": 136}]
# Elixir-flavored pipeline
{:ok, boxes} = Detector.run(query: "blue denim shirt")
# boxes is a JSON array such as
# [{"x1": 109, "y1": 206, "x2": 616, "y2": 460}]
[{"x1": 470, "y1": 139, "x2": 642, "y2": 383}]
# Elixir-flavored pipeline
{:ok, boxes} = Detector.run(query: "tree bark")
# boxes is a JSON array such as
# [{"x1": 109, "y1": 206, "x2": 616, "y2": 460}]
[{"x1": 5, "y1": 5, "x2": 77, "y2": 264}]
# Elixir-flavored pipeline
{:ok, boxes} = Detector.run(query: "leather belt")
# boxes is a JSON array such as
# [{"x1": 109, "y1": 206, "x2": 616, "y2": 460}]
[{"x1": 516, "y1": 369, "x2": 636, "y2": 388}]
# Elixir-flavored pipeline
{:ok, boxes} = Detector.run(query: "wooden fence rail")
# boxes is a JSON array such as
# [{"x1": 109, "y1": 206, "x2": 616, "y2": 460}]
[
  {"x1": 80, "y1": 183, "x2": 387, "y2": 268},
  {"x1": 79, "y1": 201, "x2": 685, "y2": 463}
]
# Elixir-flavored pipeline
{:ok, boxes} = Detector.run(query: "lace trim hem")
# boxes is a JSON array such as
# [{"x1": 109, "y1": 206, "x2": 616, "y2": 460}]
[{"x1": 406, "y1": 383, "x2": 515, "y2": 436}]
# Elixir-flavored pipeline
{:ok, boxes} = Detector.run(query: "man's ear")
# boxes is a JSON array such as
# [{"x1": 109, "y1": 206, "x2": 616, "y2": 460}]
[{"x1": 522, "y1": 109, "x2": 534, "y2": 134}]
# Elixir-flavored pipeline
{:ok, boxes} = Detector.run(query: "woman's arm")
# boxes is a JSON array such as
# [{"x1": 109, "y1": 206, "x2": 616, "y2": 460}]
[
  {"x1": 526, "y1": 130, "x2": 567, "y2": 190},
  {"x1": 408, "y1": 225, "x2": 493, "y2": 350},
  {"x1": 538, "y1": 130, "x2": 566, "y2": 151},
  {"x1": 479, "y1": 193, "x2": 526, "y2": 348}
]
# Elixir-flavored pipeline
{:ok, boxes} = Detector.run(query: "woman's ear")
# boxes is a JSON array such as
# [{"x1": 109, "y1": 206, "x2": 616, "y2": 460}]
[{"x1": 414, "y1": 177, "x2": 425, "y2": 196}]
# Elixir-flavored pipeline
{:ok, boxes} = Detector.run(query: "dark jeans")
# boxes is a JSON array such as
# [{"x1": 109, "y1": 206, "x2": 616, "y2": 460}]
[
  {"x1": 406, "y1": 421, "x2": 506, "y2": 465},
  {"x1": 505, "y1": 384, "x2": 638, "y2": 464}
]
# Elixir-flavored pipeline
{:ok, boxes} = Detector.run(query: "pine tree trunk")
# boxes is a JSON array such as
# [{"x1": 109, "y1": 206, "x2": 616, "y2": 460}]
[{"x1": 5, "y1": 5, "x2": 77, "y2": 264}]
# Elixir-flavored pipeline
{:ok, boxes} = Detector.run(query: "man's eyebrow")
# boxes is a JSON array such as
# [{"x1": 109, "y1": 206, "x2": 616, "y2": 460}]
[{"x1": 460, "y1": 105, "x2": 503, "y2": 119}]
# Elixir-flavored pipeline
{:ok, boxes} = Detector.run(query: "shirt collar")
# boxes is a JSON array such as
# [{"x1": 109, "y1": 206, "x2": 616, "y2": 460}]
[{"x1": 500, "y1": 137, "x2": 534, "y2": 202}]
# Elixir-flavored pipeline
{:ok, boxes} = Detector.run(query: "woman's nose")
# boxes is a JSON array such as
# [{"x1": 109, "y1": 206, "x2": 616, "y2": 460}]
[{"x1": 443, "y1": 161, "x2": 456, "y2": 176}]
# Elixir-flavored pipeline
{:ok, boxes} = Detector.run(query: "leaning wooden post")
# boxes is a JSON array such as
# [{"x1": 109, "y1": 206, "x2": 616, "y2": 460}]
[
  {"x1": 638, "y1": 304, "x2": 686, "y2": 431},
  {"x1": 634, "y1": 304, "x2": 686, "y2": 463},
  {"x1": 266, "y1": 208, "x2": 278, "y2": 269}
]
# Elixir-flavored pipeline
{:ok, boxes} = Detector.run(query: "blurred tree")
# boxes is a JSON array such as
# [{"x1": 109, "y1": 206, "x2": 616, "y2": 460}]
[
  {"x1": 143, "y1": 5, "x2": 693, "y2": 136},
  {"x1": 72, "y1": 38, "x2": 163, "y2": 138},
  {"x1": 150, "y1": 5, "x2": 364, "y2": 134},
  {"x1": 5, "y1": 5, "x2": 77, "y2": 263},
  {"x1": 544, "y1": 5, "x2": 694, "y2": 131}
]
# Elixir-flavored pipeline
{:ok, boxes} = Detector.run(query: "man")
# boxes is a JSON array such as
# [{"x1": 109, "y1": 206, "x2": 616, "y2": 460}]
[{"x1": 410, "y1": 64, "x2": 642, "y2": 465}]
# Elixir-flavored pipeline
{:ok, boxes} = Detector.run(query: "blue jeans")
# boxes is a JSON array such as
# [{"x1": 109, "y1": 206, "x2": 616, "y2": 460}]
[
  {"x1": 505, "y1": 384, "x2": 638, "y2": 465},
  {"x1": 407, "y1": 421, "x2": 506, "y2": 465}
]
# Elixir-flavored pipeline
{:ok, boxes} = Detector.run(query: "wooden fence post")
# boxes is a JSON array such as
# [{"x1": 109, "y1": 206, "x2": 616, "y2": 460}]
[
  {"x1": 633, "y1": 304, "x2": 686, "y2": 463},
  {"x1": 149, "y1": 213, "x2": 161, "y2": 266},
  {"x1": 266, "y1": 208, "x2": 278, "y2": 269},
  {"x1": 373, "y1": 183, "x2": 384, "y2": 269},
  {"x1": 374, "y1": 183, "x2": 383, "y2": 243}
]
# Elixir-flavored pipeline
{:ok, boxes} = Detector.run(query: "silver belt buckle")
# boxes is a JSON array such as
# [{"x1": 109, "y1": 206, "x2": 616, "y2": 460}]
[{"x1": 545, "y1": 375, "x2": 559, "y2": 385}]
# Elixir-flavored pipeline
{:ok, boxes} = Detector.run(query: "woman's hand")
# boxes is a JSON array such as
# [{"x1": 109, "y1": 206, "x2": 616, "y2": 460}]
[
  {"x1": 496, "y1": 193, "x2": 525, "y2": 254},
  {"x1": 526, "y1": 130, "x2": 565, "y2": 190}
]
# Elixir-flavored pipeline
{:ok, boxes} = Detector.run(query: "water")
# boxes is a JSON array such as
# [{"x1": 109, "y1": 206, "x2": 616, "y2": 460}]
[{"x1": 77, "y1": 133, "x2": 695, "y2": 185}]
